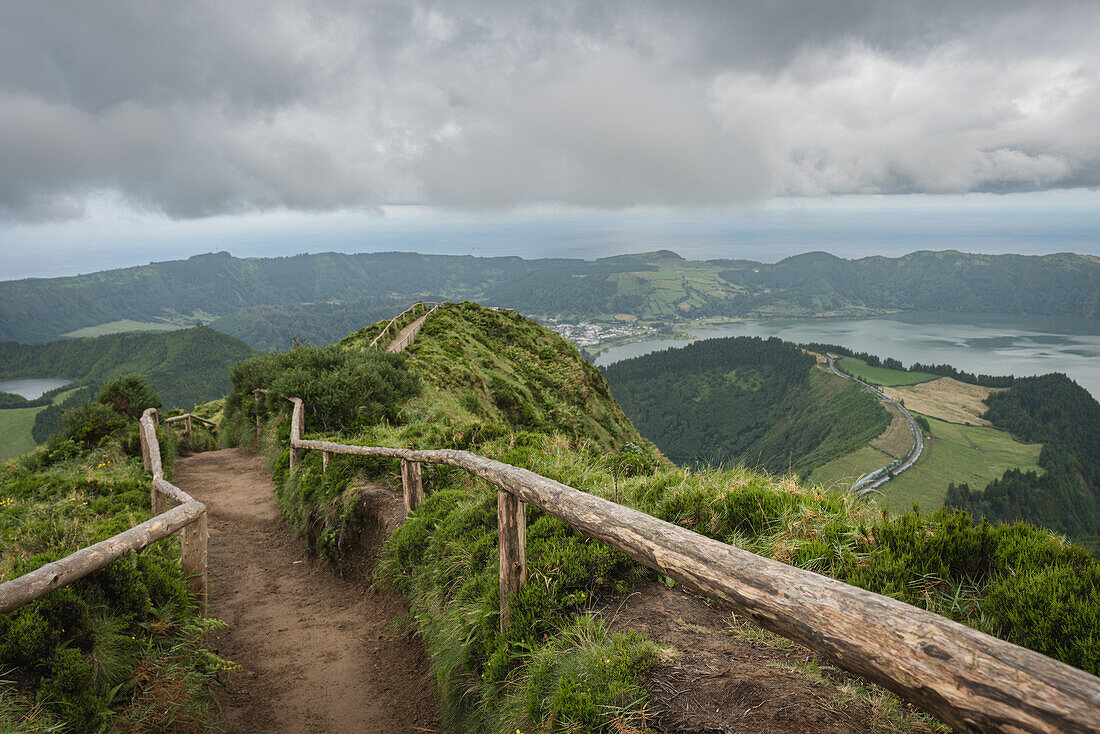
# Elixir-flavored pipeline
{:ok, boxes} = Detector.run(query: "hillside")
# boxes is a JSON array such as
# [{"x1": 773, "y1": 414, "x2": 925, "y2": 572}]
[
  {"x1": 0, "y1": 326, "x2": 257, "y2": 410},
  {"x1": 220, "y1": 303, "x2": 1097, "y2": 732},
  {"x1": 3, "y1": 249, "x2": 1099, "y2": 345},
  {"x1": 947, "y1": 374, "x2": 1100, "y2": 552},
  {"x1": 603, "y1": 336, "x2": 890, "y2": 473}
]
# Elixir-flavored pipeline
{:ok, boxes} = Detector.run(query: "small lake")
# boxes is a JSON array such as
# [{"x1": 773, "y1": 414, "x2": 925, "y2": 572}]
[
  {"x1": 595, "y1": 312, "x2": 1100, "y2": 399},
  {"x1": 0, "y1": 378, "x2": 73, "y2": 400}
]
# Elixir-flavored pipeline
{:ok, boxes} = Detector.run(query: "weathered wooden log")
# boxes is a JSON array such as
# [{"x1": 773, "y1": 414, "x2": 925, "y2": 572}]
[
  {"x1": 153, "y1": 477, "x2": 194, "y2": 506},
  {"x1": 140, "y1": 410, "x2": 163, "y2": 480},
  {"x1": 139, "y1": 414, "x2": 151, "y2": 471},
  {"x1": 322, "y1": 451, "x2": 330, "y2": 474},
  {"x1": 401, "y1": 460, "x2": 424, "y2": 512},
  {"x1": 0, "y1": 501, "x2": 206, "y2": 614},
  {"x1": 288, "y1": 398, "x2": 304, "y2": 471},
  {"x1": 497, "y1": 490, "x2": 526, "y2": 632},
  {"x1": 181, "y1": 510, "x2": 208, "y2": 612},
  {"x1": 285, "y1": 430, "x2": 1100, "y2": 733}
]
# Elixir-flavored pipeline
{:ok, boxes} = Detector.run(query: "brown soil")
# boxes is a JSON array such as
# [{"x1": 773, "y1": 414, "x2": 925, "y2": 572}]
[
  {"x1": 604, "y1": 582, "x2": 934, "y2": 734},
  {"x1": 173, "y1": 449, "x2": 441, "y2": 734}
]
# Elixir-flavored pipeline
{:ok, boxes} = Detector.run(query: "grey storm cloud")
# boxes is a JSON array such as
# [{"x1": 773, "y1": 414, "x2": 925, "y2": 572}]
[{"x1": 1, "y1": 0, "x2": 1098, "y2": 220}]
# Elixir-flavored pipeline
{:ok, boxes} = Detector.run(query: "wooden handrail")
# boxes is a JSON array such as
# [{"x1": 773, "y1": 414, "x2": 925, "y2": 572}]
[
  {"x1": 0, "y1": 408, "x2": 209, "y2": 614},
  {"x1": 282, "y1": 396, "x2": 1100, "y2": 733},
  {"x1": 368, "y1": 301, "x2": 444, "y2": 349}
]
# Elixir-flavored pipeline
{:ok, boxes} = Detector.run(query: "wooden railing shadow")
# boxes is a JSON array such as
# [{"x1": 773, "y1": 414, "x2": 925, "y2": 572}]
[
  {"x1": 0, "y1": 409, "x2": 209, "y2": 614},
  {"x1": 281, "y1": 395, "x2": 1100, "y2": 734}
]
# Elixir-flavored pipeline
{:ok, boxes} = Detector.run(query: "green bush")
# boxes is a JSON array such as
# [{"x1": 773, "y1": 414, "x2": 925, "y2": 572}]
[
  {"x1": 60, "y1": 404, "x2": 127, "y2": 448},
  {"x1": 95, "y1": 375, "x2": 162, "y2": 419},
  {"x1": 227, "y1": 344, "x2": 420, "y2": 433}
]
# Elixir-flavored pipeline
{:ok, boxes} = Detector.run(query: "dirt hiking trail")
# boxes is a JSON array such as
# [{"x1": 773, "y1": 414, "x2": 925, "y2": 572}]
[
  {"x1": 387, "y1": 313, "x2": 430, "y2": 352},
  {"x1": 174, "y1": 448, "x2": 441, "y2": 734}
]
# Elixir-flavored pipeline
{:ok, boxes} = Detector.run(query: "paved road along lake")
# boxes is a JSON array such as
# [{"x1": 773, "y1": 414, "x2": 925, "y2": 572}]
[{"x1": 595, "y1": 312, "x2": 1100, "y2": 400}]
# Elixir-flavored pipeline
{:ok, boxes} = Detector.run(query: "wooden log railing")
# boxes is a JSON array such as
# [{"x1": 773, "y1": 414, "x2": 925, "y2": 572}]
[
  {"x1": 0, "y1": 408, "x2": 209, "y2": 615},
  {"x1": 280, "y1": 396, "x2": 1100, "y2": 734},
  {"x1": 367, "y1": 301, "x2": 444, "y2": 350},
  {"x1": 164, "y1": 412, "x2": 217, "y2": 438}
]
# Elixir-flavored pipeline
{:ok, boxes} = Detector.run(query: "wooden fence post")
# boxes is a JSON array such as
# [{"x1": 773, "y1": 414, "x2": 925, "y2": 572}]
[
  {"x1": 497, "y1": 490, "x2": 526, "y2": 631},
  {"x1": 186, "y1": 414, "x2": 192, "y2": 437},
  {"x1": 151, "y1": 485, "x2": 167, "y2": 516},
  {"x1": 322, "y1": 451, "x2": 330, "y2": 473},
  {"x1": 139, "y1": 420, "x2": 151, "y2": 472},
  {"x1": 401, "y1": 460, "x2": 424, "y2": 512},
  {"x1": 181, "y1": 511, "x2": 208, "y2": 613}
]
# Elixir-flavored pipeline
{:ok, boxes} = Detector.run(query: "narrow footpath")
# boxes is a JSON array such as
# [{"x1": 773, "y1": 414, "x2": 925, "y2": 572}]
[
  {"x1": 174, "y1": 448, "x2": 440, "y2": 734},
  {"x1": 387, "y1": 313, "x2": 430, "y2": 352}
]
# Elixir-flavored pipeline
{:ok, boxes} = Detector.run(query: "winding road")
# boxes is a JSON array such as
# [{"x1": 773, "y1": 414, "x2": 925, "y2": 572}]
[{"x1": 825, "y1": 355, "x2": 924, "y2": 495}]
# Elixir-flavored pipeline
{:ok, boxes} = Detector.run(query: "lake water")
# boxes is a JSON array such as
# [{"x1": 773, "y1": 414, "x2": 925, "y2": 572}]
[
  {"x1": 0, "y1": 378, "x2": 73, "y2": 400},
  {"x1": 595, "y1": 312, "x2": 1100, "y2": 399}
]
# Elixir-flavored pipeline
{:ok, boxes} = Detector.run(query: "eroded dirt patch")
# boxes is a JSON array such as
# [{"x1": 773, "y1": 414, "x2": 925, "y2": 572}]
[
  {"x1": 604, "y1": 582, "x2": 938, "y2": 734},
  {"x1": 174, "y1": 448, "x2": 440, "y2": 734}
]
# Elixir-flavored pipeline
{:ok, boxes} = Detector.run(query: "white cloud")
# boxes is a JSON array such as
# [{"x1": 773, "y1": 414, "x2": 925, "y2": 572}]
[{"x1": 0, "y1": 1, "x2": 1098, "y2": 221}]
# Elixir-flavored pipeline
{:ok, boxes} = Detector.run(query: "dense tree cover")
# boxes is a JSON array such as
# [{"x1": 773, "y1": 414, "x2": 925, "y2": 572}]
[
  {"x1": 4, "y1": 249, "x2": 1098, "y2": 343},
  {"x1": 228, "y1": 344, "x2": 421, "y2": 434},
  {"x1": 946, "y1": 374, "x2": 1100, "y2": 551},
  {"x1": 719, "y1": 250, "x2": 1100, "y2": 320},
  {"x1": 0, "y1": 326, "x2": 257, "y2": 409},
  {"x1": 30, "y1": 388, "x2": 92, "y2": 443},
  {"x1": 604, "y1": 337, "x2": 890, "y2": 474}
]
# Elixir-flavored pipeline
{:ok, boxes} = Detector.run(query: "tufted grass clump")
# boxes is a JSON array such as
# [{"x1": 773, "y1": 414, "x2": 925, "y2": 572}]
[{"x1": 1, "y1": 405, "x2": 228, "y2": 733}]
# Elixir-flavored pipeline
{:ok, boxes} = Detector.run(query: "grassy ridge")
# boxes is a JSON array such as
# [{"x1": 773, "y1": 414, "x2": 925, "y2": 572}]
[{"x1": 226, "y1": 304, "x2": 1099, "y2": 732}]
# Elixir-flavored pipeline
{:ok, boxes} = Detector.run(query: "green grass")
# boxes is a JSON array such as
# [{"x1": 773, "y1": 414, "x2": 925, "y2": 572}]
[
  {"x1": 838, "y1": 357, "x2": 937, "y2": 386},
  {"x1": 62, "y1": 320, "x2": 181, "y2": 338},
  {"x1": 1, "y1": 424, "x2": 225, "y2": 732},
  {"x1": 0, "y1": 406, "x2": 44, "y2": 461},
  {"x1": 0, "y1": 387, "x2": 92, "y2": 462},
  {"x1": 810, "y1": 445, "x2": 890, "y2": 490},
  {"x1": 879, "y1": 416, "x2": 1043, "y2": 511}
]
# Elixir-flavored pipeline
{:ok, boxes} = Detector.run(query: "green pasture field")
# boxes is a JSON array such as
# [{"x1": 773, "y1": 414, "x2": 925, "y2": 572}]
[
  {"x1": 0, "y1": 406, "x2": 42, "y2": 461},
  {"x1": 879, "y1": 415, "x2": 1043, "y2": 512},
  {"x1": 63, "y1": 319, "x2": 182, "y2": 338},
  {"x1": 838, "y1": 357, "x2": 937, "y2": 386},
  {"x1": 0, "y1": 387, "x2": 85, "y2": 461}
]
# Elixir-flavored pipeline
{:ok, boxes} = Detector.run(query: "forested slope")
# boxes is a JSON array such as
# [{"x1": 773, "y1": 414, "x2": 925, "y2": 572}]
[
  {"x1": 0, "y1": 326, "x2": 257, "y2": 408},
  {"x1": 947, "y1": 373, "x2": 1100, "y2": 552},
  {"x1": 603, "y1": 336, "x2": 890, "y2": 473},
  {"x1": 3, "y1": 249, "x2": 1098, "y2": 344}
]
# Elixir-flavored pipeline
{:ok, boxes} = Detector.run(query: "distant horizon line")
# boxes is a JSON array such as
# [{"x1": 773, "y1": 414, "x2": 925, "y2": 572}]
[{"x1": 5, "y1": 246, "x2": 1097, "y2": 284}]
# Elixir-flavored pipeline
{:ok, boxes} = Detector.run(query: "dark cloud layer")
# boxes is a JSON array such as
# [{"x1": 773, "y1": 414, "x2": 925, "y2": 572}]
[{"x1": 1, "y1": 1, "x2": 1097, "y2": 220}]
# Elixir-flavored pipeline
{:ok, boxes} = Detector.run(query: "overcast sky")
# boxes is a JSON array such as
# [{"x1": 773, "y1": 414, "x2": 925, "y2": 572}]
[{"x1": 1, "y1": 1, "x2": 1098, "y2": 275}]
